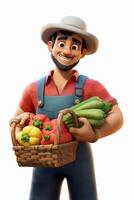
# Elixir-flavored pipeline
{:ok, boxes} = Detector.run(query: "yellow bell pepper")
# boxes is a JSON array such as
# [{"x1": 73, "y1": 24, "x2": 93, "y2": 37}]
[{"x1": 16, "y1": 125, "x2": 42, "y2": 146}]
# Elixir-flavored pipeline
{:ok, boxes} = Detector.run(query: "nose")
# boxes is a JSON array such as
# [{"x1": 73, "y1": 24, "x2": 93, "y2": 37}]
[{"x1": 62, "y1": 45, "x2": 72, "y2": 56}]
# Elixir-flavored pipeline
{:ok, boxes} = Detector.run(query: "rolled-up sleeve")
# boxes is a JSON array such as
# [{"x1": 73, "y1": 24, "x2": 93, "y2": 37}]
[{"x1": 83, "y1": 78, "x2": 118, "y2": 105}]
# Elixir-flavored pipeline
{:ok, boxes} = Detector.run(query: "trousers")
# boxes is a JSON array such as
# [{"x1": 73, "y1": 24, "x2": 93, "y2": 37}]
[{"x1": 29, "y1": 142, "x2": 98, "y2": 200}]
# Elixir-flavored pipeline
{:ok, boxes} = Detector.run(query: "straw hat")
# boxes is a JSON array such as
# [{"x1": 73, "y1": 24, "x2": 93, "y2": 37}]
[{"x1": 41, "y1": 16, "x2": 99, "y2": 55}]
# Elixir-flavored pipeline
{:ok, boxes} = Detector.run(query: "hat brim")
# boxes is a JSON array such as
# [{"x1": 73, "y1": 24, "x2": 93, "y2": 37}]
[{"x1": 41, "y1": 23, "x2": 99, "y2": 55}]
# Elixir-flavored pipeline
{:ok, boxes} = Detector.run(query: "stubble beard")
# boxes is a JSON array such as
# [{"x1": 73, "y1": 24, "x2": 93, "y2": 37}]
[{"x1": 51, "y1": 54, "x2": 80, "y2": 71}]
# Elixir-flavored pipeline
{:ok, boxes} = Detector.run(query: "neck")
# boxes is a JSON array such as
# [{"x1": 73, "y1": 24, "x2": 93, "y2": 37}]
[
  {"x1": 52, "y1": 68, "x2": 73, "y2": 94},
  {"x1": 53, "y1": 67, "x2": 73, "y2": 81}
]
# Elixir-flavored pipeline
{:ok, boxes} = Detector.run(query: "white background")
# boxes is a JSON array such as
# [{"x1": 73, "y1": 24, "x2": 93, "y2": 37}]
[{"x1": 0, "y1": 0, "x2": 133, "y2": 199}]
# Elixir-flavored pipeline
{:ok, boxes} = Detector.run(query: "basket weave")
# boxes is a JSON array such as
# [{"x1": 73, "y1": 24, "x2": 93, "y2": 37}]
[{"x1": 11, "y1": 109, "x2": 79, "y2": 167}]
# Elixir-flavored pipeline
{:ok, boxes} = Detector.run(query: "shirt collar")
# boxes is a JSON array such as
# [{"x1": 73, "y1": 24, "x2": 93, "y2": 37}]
[{"x1": 45, "y1": 70, "x2": 79, "y2": 83}]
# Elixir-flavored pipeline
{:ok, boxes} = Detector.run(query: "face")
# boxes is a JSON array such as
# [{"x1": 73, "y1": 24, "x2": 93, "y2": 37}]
[{"x1": 48, "y1": 32, "x2": 86, "y2": 71}]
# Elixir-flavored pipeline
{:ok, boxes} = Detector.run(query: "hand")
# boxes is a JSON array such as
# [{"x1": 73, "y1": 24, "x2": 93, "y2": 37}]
[
  {"x1": 69, "y1": 117, "x2": 96, "y2": 142},
  {"x1": 9, "y1": 112, "x2": 34, "y2": 127}
]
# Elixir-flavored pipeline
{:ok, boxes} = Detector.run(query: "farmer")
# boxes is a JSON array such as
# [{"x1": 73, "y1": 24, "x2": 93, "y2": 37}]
[{"x1": 10, "y1": 16, "x2": 123, "y2": 200}]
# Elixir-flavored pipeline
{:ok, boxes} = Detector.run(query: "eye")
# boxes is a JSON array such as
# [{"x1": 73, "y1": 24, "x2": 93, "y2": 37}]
[
  {"x1": 58, "y1": 42, "x2": 65, "y2": 48},
  {"x1": 72, "y1": 44, "x2": 79, "y2": 50}
]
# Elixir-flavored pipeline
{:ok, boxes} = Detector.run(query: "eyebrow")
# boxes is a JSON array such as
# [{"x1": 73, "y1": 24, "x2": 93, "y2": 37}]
[
  {"x1": 57, "y1": 36, "x2": 68, "y2": 41},
  {"x1": 72, "y1": 38, "x2": 82, "y2": 45}
]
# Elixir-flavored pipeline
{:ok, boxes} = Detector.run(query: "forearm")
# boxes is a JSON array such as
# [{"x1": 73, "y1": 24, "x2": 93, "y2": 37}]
[
  {"x1": 9, "y1": 107, "x2": 34, "y2": 126},
  {"x1": 95, "y1": 105, "x2": 124, "y2": 139},
  {"x1": 12, "y1": 107, "x2": 26, "y2": 117}
]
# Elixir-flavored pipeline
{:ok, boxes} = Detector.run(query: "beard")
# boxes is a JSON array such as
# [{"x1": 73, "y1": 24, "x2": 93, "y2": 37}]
[{"x1": 51, "y1": 54, "x2": 80, "y2": 71}]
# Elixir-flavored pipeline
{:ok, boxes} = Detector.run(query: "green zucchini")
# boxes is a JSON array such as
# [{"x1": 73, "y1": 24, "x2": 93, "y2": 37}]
[{"x1": 70, "y1": 96, "x2": 103, "y2": 111}]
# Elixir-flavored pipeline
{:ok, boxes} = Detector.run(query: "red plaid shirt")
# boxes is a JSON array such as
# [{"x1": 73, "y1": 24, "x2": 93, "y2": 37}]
[{"x1": 19, "y1": 70, "x2": 117, "y2": 113}]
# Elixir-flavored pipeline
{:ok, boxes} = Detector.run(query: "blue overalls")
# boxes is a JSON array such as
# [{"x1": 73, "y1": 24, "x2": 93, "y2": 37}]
[{"x1": 29, "y1": 75, "x2": 98, "y2": 200}]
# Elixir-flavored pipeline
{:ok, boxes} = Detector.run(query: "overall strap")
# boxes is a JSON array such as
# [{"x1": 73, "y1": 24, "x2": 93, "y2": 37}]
[
  {"x1": 37, "y1": 74, "x2": 88, "y2": 108},
  {"x1": 74, "y1": 75, "x2": 88, "y2": 103},
  {"x1": 37, "y1": 76, "x2": 46, "y2": 108}
]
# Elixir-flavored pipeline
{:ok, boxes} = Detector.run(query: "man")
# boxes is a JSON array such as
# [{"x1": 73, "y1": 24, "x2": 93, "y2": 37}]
[{"x1": 10, "y1": 16, "x2": 123, "y2": 200}]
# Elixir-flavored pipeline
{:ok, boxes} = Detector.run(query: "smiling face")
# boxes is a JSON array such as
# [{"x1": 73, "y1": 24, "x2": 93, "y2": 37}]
[{"x1": 48, "y1": 31, "x2": 86, "y2": 71}]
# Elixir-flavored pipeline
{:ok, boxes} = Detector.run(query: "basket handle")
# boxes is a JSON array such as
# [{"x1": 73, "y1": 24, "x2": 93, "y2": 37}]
[
  {"x1": 10, "y1": 118, "x2": 22, "y2": 146},
  {"x1": 55, "y1": 109, "x2": 79, "y2": 145}
]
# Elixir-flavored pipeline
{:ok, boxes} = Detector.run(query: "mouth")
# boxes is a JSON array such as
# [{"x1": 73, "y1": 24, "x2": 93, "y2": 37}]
[{"x1": 59, "y1": 55, "x2": 73, "y2": 62}]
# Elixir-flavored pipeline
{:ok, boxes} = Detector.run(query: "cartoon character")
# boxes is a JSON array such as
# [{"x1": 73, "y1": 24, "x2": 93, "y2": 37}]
[{"x1": 10, "y1": 16, "x2": 123, "y2": 200}]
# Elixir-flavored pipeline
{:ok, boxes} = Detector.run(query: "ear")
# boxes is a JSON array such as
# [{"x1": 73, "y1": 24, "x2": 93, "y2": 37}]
[
  {"x1": 81, "y1": 48, "x2": 87, "y2": 58},
  {"x1": 47, "y1": 41, "x2": 53, "y2": 52}
]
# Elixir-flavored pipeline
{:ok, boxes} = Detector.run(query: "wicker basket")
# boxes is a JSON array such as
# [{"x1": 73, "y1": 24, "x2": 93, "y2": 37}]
[{"x1": 11, "y1": 109, "x2": 79, "y2": 167}]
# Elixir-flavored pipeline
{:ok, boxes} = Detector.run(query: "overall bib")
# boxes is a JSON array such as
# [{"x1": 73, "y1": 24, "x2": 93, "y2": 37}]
[{"x1": 29, "y1": 75, "x2": 98, "y2": 200}]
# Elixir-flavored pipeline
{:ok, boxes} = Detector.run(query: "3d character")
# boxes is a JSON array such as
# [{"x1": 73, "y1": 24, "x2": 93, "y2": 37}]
[{"x1": 10, "y1": 16, "x2": 123, "y2": 200}]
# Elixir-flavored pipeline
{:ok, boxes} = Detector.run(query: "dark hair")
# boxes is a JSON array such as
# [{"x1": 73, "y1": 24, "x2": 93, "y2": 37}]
[{"x1": 50, "y1": 30, "x2": 87, "y2": 53}]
